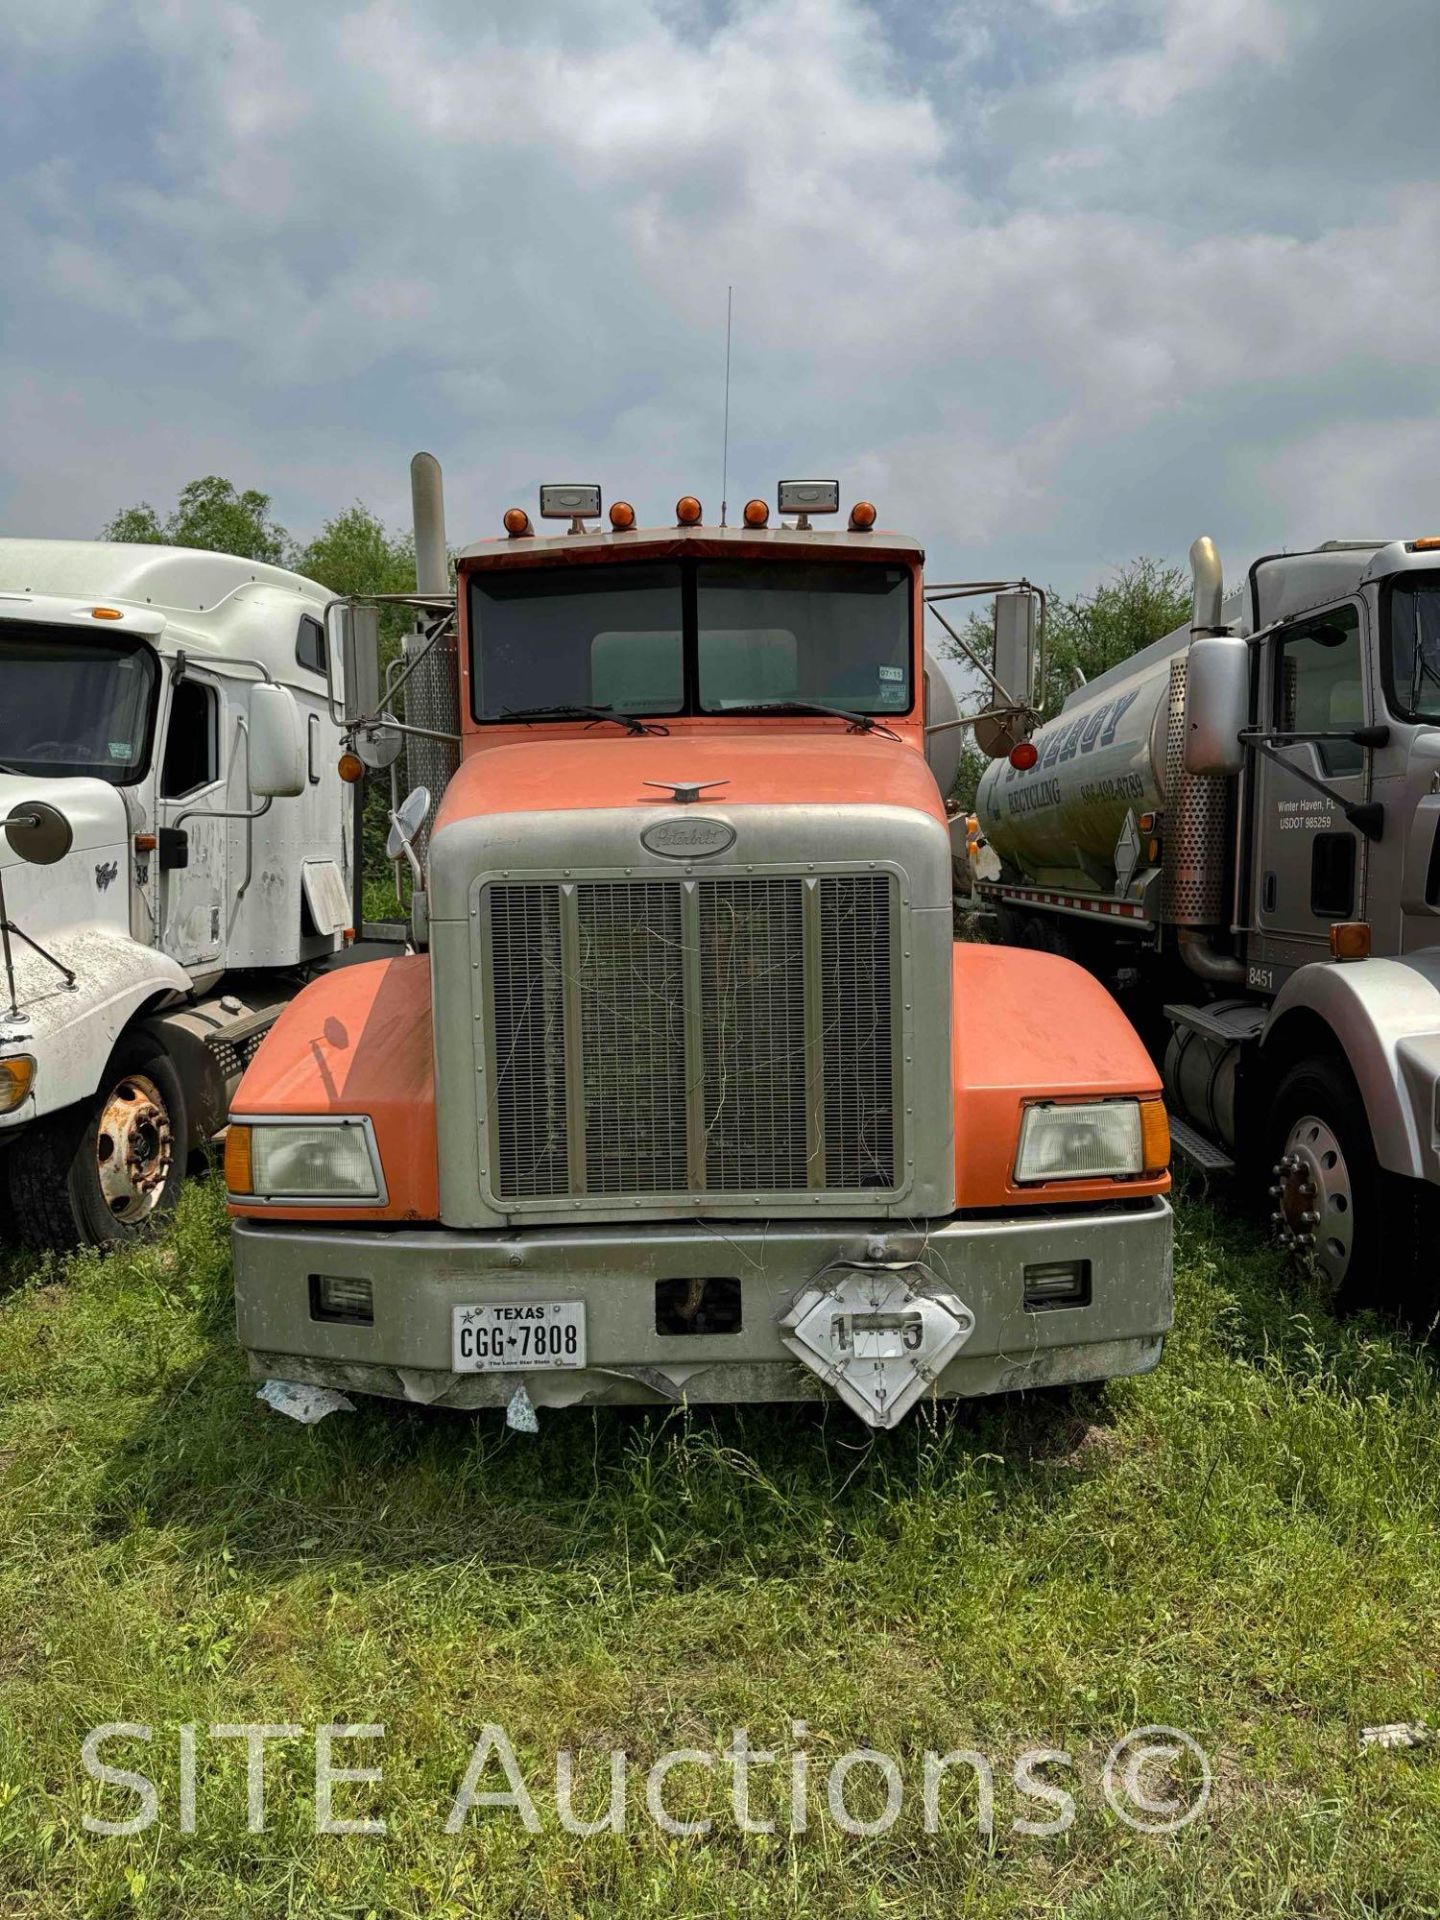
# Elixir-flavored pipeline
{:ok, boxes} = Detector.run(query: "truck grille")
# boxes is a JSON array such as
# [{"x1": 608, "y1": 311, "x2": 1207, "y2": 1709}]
[{"x1": 484, "y1": 875, "x2": 898, "y2": 1203}]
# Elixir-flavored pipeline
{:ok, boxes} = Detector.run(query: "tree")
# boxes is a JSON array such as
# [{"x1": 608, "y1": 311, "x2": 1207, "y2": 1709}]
[
  {"x1": 102, "y1": 476, "x2": 292, "y2": 566},
  {"x1": 295, "y1": 504, "x2": 417, "y2": 603},
  {"x1": 1038, "y1": 558, "x2": 1190, "y2": 717}
]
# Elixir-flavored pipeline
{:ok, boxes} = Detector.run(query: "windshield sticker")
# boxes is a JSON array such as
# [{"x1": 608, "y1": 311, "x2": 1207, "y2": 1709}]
[
  {"x1": 878, "y1": 665, "x2": 905, "y2": 682},
  {"x1": 107, "y1": 741, "x2": 131, "y2": 760},
  {"x1": 879, "y1": 686, "x2": 907, "y2": 705}
]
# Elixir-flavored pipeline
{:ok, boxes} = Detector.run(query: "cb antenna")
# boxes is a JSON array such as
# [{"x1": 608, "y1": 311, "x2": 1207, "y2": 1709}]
[{"x1": 720, "y1": 284, "x2": 733, "y2": 528}]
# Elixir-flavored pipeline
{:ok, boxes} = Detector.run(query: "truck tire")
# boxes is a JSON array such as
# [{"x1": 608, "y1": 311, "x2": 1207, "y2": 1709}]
[
  {"x1": 1263, "y1": 1054, "x2": 1428, "y2": 1317},
  {"x1": 6, "y1": 1036, "x2": 188, "y2": 1253}
]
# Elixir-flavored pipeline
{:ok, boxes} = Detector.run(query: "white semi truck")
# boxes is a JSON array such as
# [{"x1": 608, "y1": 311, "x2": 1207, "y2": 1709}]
[
  {"x1": 976, "y1": 534, "x2": 1440, "y2": 1308},
  {"x1": 0, "y1": 540, "x2": 357, "y2": 1250}
]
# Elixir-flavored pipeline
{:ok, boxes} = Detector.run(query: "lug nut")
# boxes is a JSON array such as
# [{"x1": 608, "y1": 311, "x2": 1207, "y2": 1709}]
[{"x1": 1302, "y1": 1210, "x2": 1319, "y2": 1227}]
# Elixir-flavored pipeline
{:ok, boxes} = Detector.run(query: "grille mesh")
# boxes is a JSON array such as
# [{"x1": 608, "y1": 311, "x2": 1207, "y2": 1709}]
[
  {"x1": 820, "y1": 876, "x2": 895, "y2": 1188},
  {"x1": 490, "y1": 884, "x2": 569, "y2": 1197},
  {"x1": 699, "y1": 878, "x2": 809, "y2": 1191},
  {"x1": 577, "y1": 883, "x2": 689, "y2": 1194},
  {"x1": 486, "y1": 874, "x2": 899, "y2": 1202}
]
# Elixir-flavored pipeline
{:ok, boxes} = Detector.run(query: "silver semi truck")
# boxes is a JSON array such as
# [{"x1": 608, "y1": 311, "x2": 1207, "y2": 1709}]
[
  {"x1": 0, "y1": 540, "x2": 356, "y2": 1249},
  {"x1": 976, "y1": 535, "x2": 1440, "y2": 1305}
]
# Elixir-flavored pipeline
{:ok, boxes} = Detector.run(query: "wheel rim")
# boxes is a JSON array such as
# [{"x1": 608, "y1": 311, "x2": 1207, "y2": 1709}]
[
  {"x1": 1269, "y1": 1112, "x2": 1354, "y2": 1286},
  {"x1": 95, "y1": 1073, "x2": 174, "y2": 1224}
]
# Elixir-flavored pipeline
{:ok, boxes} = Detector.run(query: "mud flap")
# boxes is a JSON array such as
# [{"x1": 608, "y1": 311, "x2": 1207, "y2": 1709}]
[{"x1": 780, "y1": 1262, "x2": 975, "y2": 1430}]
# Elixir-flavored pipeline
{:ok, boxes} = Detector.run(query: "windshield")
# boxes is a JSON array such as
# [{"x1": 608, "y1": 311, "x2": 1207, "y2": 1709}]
[
  {"x1": 1387, "y1": 575, "x2": 1440, "y2": 723},
  {"x1": 468, "y1": 558, "x2": 913, "y2": 721},
  {"x1": 0, "y1": 624, "x2": 159, "y2": 785}
]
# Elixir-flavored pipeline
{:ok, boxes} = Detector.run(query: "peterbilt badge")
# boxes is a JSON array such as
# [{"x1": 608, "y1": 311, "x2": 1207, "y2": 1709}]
[{"x1": 640, "y1": 817, "x2": 736, "y2": 859}]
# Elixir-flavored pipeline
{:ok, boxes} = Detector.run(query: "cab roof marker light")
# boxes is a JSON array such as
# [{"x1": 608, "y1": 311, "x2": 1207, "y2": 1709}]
[
  {"x1": 90, "y1": 606, "x2": 124, "y2": 620},
  {"x1": 742, "y1": 499, "x2": 769, "y2": 528},
  {"x1": 609, "y1": 500, "x2": 636, "y2": 530},
  {"x1": 676, "y1": 495, "x2": 703, "y2": 525},
  {"x1": 849, "y1": 501, "x2": 877, "y2": 530},
  {"x1": 502, "y1": 507, "x2": 533, "y2": 538}
]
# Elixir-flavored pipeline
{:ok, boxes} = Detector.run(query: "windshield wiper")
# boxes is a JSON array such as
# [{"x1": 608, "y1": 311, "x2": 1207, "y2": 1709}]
[
  {"x1": 498, "y1": 704, "x2": 669, "y2": 736},
  {"x1": 717, "y1": 700, "x2": 902, "y2": 741}
]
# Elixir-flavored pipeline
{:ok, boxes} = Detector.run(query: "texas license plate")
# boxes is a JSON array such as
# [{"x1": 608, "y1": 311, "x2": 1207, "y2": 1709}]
[{"x1": 451, "y1": 1301, "x2": 586, "y2": 1372}]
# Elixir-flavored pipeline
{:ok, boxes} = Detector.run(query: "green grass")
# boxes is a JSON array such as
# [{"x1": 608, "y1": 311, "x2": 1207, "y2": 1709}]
[{"x1": 3, "y1": 1182, "x2": 1440, "y2": 1916}]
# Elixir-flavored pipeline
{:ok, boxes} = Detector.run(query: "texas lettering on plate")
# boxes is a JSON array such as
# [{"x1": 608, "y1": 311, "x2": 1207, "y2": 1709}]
[{"x1": 452, "y1": 1300, "x2": 587, "y2": 1372}]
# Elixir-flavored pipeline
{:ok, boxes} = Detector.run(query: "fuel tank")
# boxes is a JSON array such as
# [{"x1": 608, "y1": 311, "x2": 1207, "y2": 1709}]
[{"x1": 975, "y1": 640, "x2": 1181, "y2": 892}]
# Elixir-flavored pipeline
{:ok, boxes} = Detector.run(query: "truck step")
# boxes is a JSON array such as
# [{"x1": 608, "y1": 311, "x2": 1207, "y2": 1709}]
[
  {"x1": 1166, "y1": 1110, "x2": 1235, "y2": 1176},
  {"x1": 1163, "y1": 999, "x2": 1266, "y2": 1045}
]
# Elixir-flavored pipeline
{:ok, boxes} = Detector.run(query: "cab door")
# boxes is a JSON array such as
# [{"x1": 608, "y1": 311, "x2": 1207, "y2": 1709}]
[
  {"x1": 1249, "y1": 599, "x2": 1370, "y2": 977},
  {"x1": 156, "y1": 670, "x2": 227, "y2": 970}
]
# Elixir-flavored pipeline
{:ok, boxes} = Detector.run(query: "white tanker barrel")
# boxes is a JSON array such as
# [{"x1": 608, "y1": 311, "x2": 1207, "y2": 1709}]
[{"x1": 975, "y1": 647, "x2": 1177, "y2": 892}]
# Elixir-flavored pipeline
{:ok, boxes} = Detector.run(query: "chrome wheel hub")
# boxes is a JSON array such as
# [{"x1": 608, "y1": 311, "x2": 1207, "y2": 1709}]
[
  {"x1": 1269, "y1": 1113, "x2": 1353, "y2": 1286},
  {"x1": 96, "y1": 1073, "x2": 173, "y2": 1223}
]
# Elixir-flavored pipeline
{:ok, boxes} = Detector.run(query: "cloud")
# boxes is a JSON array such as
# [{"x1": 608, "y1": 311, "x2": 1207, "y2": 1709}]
[
  {"x1": 2, "y1": 0, "x2": 1438, "y2": 593},
  {"x1": 1068, "y1": 0, "x2": 1289, "y2": 117}
]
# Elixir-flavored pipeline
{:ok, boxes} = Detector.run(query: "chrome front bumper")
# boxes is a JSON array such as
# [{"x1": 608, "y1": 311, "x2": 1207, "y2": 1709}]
[{"x1": 233, "y1": 1199, "x2": 1172, "y2": 1427}]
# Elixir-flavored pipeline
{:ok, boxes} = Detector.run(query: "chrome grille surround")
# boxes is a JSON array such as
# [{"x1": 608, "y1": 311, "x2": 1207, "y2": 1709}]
[{"x1": 480, "y1": 866, "x2": 904, "y2": 1209}]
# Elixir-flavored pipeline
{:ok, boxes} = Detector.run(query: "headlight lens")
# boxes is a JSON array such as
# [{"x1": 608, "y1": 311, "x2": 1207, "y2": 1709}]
[
  {"x1": 226, "y1": 1120, "x2": 381, "y2": 1200},
  {"x1": 1015, "y1": 1099, "x2": 1145, "y2": 1182}
]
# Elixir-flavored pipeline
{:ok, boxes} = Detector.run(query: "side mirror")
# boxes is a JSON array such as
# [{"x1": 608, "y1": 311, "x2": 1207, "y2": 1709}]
[
  {"x1": 993, "y1": 589, "x2": 1037, "y2": 708},
  {"x1": 336, "y1": 602, "x2": 381, "y2": 726},
  {"x1": 1183, "y1": 634, "x2": 1249, "y2": 776},
  {"x1": 4, "y1": 800, "x2": 73, "y2": 866},
  {"x1": 923, "y1": 652, "x2": 963, "y2": 797},
  {"x1": 249, "y1": 684, "x2": 306, "y2": 797}
]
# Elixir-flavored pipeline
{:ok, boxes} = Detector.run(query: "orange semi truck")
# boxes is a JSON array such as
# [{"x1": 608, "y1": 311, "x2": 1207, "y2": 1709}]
[{"x1": 224, "y1": 465, "x2": 1172, "y2": 1429}]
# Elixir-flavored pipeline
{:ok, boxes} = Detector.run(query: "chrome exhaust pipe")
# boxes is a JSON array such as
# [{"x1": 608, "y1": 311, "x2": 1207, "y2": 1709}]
[
  {"x1": 1189, "y1": 536, "x2": 1224, "y2": 633},
  {"x1": 410, "y1": 451, "x2": 448, "y2": 597}
]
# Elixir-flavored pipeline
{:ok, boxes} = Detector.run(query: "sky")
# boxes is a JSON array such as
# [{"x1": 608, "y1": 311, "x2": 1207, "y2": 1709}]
[{"x1": 3, "y1": 0, "x2": 1439, "y2": 595}]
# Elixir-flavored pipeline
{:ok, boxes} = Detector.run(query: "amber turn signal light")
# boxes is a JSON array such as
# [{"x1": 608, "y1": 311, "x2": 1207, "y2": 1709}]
[
  {"x1": 1008, "y1": 740, "x2": 1039, "y2": 770},
  {"x1": 337, "y1": 752, "x2": 364, "y2": 784},
  {"x1": 90, "y1": 606, "x2": 124, "y2": 620},
  {"x1": 1140, "y1": 1098, "x2": 1171, "y2": 1174},
  {"x1": 1329, "y1": 921, "x2": 1371, "y2": 960},
  {"x1": 849, "y1": 501, "x2": 877, "y2": 530},
  {"x1": 0, "y1": 1056, "x2": 36, "y2": 1115},
  {"x1": 742, "y1": 499, "x2": 769, "y2": 528},
  {"x1": 609, "y1": 500, "x2": 636, "y2": 530},
  {"x1": 224, "y1": 1123, "x2": 253, "y2": 1195},
  {"x1": 503, "y1": 507, "x2": 533, "y2": 537},
  {"x1": 675, "y1": 496, "x2": 703, "y2": 525}
]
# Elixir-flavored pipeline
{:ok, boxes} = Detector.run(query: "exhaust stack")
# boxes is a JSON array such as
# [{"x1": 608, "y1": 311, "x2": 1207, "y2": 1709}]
[
  {"x1": 411, "y1": 452, "x2": 448, "y2": 597},
  {"x1": 1189, "y1": 536, "x2": 1224, "y2": 633}
]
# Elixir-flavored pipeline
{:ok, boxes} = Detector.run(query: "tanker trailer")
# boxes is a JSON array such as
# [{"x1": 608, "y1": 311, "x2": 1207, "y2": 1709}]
[{"x1": 978, "y1": 532, "x2": 1440, "y2": 1316}]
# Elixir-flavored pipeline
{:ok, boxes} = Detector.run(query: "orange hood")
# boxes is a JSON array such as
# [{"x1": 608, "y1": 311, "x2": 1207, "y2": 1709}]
[{"x1": 433, "y1": 729, "x2": 945, "y2": 830}]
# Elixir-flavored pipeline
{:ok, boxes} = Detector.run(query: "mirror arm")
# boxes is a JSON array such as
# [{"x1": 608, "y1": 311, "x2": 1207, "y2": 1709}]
[
  {"x1": 925, "y1": 706, "x2": 1023, "y2": 737},
  {"x1": 0, "y1": 867, "x2": 77, "y2": 1015},
  {"x1": 925, "y1": 601, "x2": 1014, "y2": 708},
  {"x1": 1237, "y1": 730, "x2": 1386, "y2": 841},
  {"x1": 924, "y1": 582, "x2": 1046, "y2": 715}
]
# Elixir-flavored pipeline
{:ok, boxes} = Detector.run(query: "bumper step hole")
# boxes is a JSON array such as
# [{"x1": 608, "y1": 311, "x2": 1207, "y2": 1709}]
[{"x1": 655, "y1": 1276, "x2": 742, "y2": 1336}]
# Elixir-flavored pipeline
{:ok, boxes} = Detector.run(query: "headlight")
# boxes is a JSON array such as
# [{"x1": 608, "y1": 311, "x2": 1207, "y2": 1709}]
[
  {"x1": 1015, "y1": 1098, "x2": 1167, "y2": 1183},
  {"x1": 0, "y1": 1055, "x2": 36, "y2": 1114},
  {"x1": 225, "y1": 1119, "x2": 383, "y2": 1201}
]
